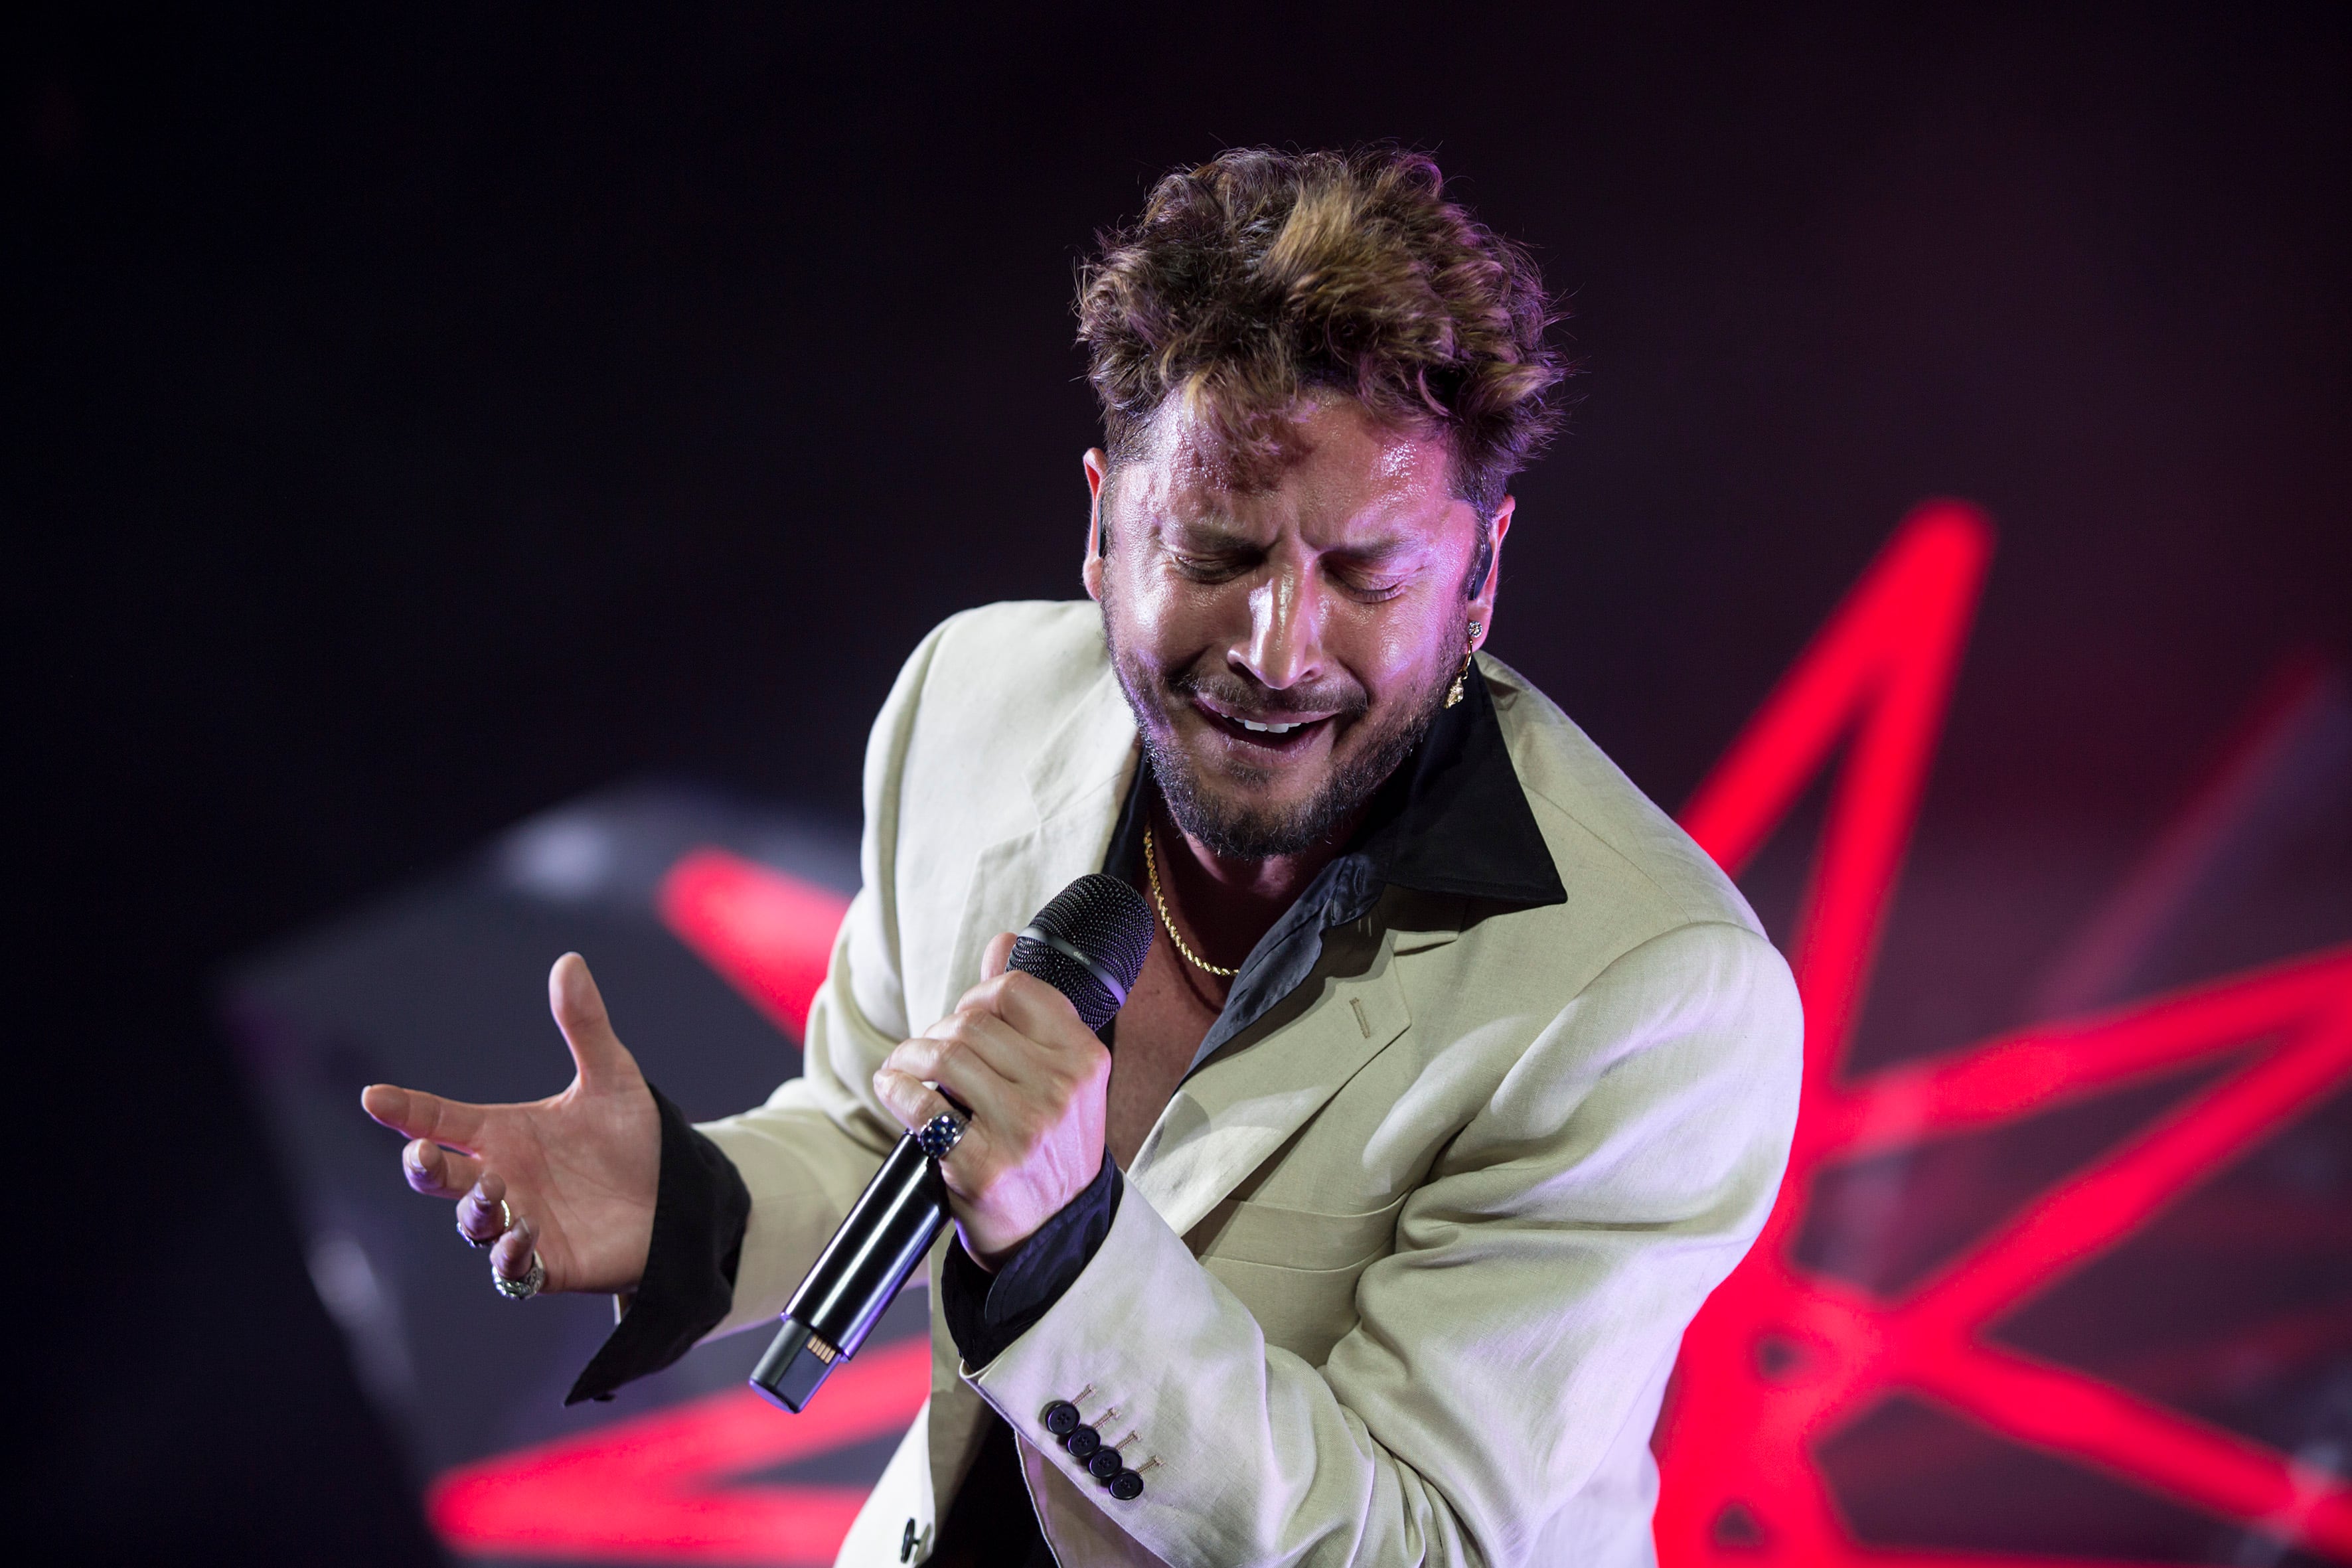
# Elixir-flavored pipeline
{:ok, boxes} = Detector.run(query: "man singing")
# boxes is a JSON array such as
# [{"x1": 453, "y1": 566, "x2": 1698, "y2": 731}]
[{"x1": 364, "y1": 146, "x2": 1800, "y2": 1567}]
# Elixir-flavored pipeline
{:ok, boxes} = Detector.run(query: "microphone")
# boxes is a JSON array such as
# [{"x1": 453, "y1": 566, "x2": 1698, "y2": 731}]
[{"x1": 749, "y1": 873, "x2": 1154, "y2": 1413}]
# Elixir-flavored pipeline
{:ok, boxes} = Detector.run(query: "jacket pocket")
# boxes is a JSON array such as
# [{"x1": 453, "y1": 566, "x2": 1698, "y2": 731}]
[
  {"x1": 1187, "y1": 1192, "x2": 1408, "y2": 1271},
  {"x1": 1189, "y1": 1195, "x2": 1407, "y2": 1366},
  {"x1": 1200, "y1": 1251, "x2": 1382, "y2": 1368}
]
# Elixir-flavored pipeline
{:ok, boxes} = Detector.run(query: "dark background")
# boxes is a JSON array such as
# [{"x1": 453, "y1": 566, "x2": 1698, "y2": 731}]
[{"x1": 12, "y1": 4, "x2": 2347, "y2": 1561}]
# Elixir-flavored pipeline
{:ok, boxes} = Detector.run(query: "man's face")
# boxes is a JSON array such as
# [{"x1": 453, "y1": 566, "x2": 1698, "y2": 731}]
[{"x1": 1083, "y1": 396, "x2": 1510, "y2": 860}]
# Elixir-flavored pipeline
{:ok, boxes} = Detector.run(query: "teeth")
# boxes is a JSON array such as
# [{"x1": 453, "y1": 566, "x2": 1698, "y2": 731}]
[{"x1": 1239, "y1": 718, "x2": 1303, "y2": 734}]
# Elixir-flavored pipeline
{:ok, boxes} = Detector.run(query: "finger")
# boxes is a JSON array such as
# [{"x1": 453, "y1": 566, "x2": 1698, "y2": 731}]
[
  {"x1": 456, "y1": 1172, "x2": 513, "y2": 1244},
  {"x1": 958, "y1": 968, "x2": 1091, "y2": 1045},
  {"x1": 491, "y1": 1216, "x2": 538, "y2": 1283},
  {"x1": 884, "y1": 1024, "x2": 1020, "y2": 1123},
  {"x1": 872, "y1": 1066, "x2": 968, "y2": 1138},
  {"x1": 364, "y1": 1082, "x2": 490, "y2": 1152},
  {"x1": 913, "y1": 1004, "x2": 1038, "y2": 1077},
  {"x1": 979, "y1": 930, "x2": 1016, "y2": 982},
  {"x1": 404, "y1": 1138, "x2": 483, "y2": 1200},
  {"x1": 550, "y1": 953, "x2": 635, "y2": 1089}
]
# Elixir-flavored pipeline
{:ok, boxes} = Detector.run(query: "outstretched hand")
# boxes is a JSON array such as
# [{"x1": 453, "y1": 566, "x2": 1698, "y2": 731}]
[{"x1": 362, "y1": 953, "x2": 661, "y2": 1296}]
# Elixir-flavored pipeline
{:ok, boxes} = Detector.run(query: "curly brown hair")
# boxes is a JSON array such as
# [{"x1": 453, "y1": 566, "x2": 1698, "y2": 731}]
[{"x1": 1077, "y1": 145, "x2": 1569, "y2": 525}]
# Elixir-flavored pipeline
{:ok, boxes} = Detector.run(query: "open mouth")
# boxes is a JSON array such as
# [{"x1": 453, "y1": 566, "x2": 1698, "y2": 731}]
[{"x1": 1194, "y1": 701, "x2": 1337, "y2": 753}]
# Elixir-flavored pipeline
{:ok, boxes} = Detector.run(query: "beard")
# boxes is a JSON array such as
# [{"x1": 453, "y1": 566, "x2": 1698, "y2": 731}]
[{"x1": 1101, "y1": 595, "x2": 1462, "y2": 860}]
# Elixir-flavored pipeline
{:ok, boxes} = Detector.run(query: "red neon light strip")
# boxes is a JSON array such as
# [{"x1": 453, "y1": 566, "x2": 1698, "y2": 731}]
[
  {"x1": 1901, "y1": 979, "x2": 2351, "y2": 1332},
  {"x1": 1914, "y1": 1343, "x2": 2352, "y2": 1557},
  {"x1": 657, "y1": 850, "x2": 852, "y2": 1040},
  {"x1": 1680, "y1": 502, "x2": 1992, "y2": 1162},
  {"x1": 428, "y1": 1336, "x2": 930, "y2": 1564},
  {"x1": 1678, "y1": 505, "x2": 1989, "y2": 876},
  {"x1": 1813, "y1": 946, "x2": 2352, "y2": 1156}
]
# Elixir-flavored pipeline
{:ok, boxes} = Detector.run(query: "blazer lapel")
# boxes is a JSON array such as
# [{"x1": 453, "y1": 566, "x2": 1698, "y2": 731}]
[
  {"x1": 1128, "y1": 929, "x2": 1412, "y2": 1241},
  {"x1": 937, "y1": 664, "x2": 1138, "y2": 1018}
]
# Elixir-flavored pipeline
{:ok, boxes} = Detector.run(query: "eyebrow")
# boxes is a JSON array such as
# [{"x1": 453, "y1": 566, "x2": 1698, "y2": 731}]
[{"x1": 1160, "y1": 518, "x2": 1427, "y2": 562}]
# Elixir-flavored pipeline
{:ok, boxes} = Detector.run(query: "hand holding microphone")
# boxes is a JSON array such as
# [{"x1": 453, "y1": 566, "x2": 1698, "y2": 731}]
[
  {"x1": 874, "y1": 929, "x2": 1117, "y2": 1265},
  {"x1": 753, "y1": 875, "x2": 1151, "y2": 1411}
]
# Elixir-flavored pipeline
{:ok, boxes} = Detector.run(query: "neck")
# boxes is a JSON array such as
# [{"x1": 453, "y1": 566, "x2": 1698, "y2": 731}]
[{"x1": 1151, "y1": 791, "x2": 1368, "y2": 969}]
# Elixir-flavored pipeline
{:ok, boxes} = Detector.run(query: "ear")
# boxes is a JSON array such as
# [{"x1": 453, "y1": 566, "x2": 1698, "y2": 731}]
[
  {"x1": 1081, "y1": 447, "x2": 1111, "y2": 603},
  {"x1": 1467, "y1": 496, "x2": 1514, "y2": 650}
]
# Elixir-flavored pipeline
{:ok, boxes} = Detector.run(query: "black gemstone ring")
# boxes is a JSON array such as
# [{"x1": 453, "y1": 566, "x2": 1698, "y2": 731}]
[{"x1": 915, "y1": 1112, "x2": 967, "y2": 1160}]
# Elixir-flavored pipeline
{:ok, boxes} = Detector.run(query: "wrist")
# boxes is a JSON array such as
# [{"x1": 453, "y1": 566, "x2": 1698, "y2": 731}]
[{"x1": 958, "y1": 1145, "x2": 1107, "y2": 1272}]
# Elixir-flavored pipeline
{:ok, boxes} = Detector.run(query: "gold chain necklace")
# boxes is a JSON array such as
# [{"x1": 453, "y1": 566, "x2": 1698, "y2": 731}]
[{"x1": 1143, "y1": 826, "x2": 1240, "y2": 979}]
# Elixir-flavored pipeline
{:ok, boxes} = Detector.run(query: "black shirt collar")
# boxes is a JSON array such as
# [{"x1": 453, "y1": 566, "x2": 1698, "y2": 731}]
[{"x1": 1348, "y1": 659, "x2": 1568, "y2": 907}]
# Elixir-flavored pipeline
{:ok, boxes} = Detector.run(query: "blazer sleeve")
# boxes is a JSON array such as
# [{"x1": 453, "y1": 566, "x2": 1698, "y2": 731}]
[
  {"x1": 964, "y1": 919, "x2": 1803, "y2": 1567},
  {"x1": 688, "y1": 615, "x2": 955, "y2": 1340}
]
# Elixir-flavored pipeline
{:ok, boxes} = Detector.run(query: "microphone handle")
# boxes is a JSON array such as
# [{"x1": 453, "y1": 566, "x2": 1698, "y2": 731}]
[{"x1": 750, "y1": 1131, "x2": 948, "y2": 1412}]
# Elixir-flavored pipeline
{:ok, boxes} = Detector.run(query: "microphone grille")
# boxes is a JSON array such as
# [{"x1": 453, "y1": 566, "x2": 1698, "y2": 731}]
[
  {"x1": 1011, "y1": 874, "x2": 1154, "y2": 1031},
  {"x1": 1033, "y1": 874, "x2": 1154, "y2": 990}
]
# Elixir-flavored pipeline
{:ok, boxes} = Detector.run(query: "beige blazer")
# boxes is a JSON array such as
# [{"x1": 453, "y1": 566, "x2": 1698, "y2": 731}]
[{"x1": 696, "y1": 601, "x2": 1801, "y2": 1567}]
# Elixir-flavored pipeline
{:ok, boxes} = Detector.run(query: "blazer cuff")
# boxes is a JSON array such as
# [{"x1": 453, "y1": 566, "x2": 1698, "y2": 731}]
[
  {"x1": 564, "y1": 1083, "x2": 751, "y2": 1405},
  {"x1": 942, "y1": 1154, "x2": 1122, "y2": 1370},
  {"x1": 963, "y1": 1183, "x2": 1217, "y2": 1539}
]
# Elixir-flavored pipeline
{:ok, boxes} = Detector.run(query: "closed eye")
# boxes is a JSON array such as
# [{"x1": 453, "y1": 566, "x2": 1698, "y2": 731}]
[
  {"x1": 1337, "y1": 572, "x2": 1410, "y2": 603},
  {"x1": 1168, "y1": 550, "x2": 1257, "y2": 582}
]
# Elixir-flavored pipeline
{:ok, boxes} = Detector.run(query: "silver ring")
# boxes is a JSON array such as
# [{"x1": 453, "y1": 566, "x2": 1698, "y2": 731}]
[
  {"x1": 493, "y1": 1251, "x2": 546, "y2": 1301},
  {"x1": 915, "y1": 1111, "x2": 967, "y2": 1160}
]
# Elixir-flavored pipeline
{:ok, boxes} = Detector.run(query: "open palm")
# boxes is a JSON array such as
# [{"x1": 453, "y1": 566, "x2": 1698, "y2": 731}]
[{"x1": 360, "y1": 953, "x2": 661, "y2": 1295}]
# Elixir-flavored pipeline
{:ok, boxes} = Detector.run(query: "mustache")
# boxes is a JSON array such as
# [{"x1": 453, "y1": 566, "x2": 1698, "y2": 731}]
[{"x1": 1166, "y1": 666, "x2": 1370, "y2": 722}]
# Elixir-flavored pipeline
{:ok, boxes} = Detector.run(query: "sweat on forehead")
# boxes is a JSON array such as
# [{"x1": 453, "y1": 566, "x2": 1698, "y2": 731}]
[{"x1": 1116, "y1": 391, "x2": 1457, "y2": 513}]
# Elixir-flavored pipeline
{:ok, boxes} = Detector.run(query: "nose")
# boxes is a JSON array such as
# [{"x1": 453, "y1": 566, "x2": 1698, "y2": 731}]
[{"x1": 1237, "y1": 555, "x2": 1326, "y2": 693}]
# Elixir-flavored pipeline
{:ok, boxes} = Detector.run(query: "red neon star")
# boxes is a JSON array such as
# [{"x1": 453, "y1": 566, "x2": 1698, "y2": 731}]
[
  {"x1": 430, "y1": 503, "x2": 2352, "y2": 1565},
  {"x1": 1652, "y1": 503, "x2": 2352, "y2": 1567}
]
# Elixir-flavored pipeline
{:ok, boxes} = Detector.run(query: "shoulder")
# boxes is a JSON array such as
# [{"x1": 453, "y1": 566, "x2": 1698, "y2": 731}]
[
  {"x1": 1479, "y1": 653, "x2": 1766, "y2": 944},
  {"x1": 880, "y1": 600, "x2": 1111, "y2": 755},
  {"x1": 897, "y1": 600, "x2": 1109, "y2": 717},
  {"x1": 876, "y1": 600, "x2": 1121, "y2": 827},
  {"x1": 930, "y1": 599, "x2": 1107, "y2": 665}
]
